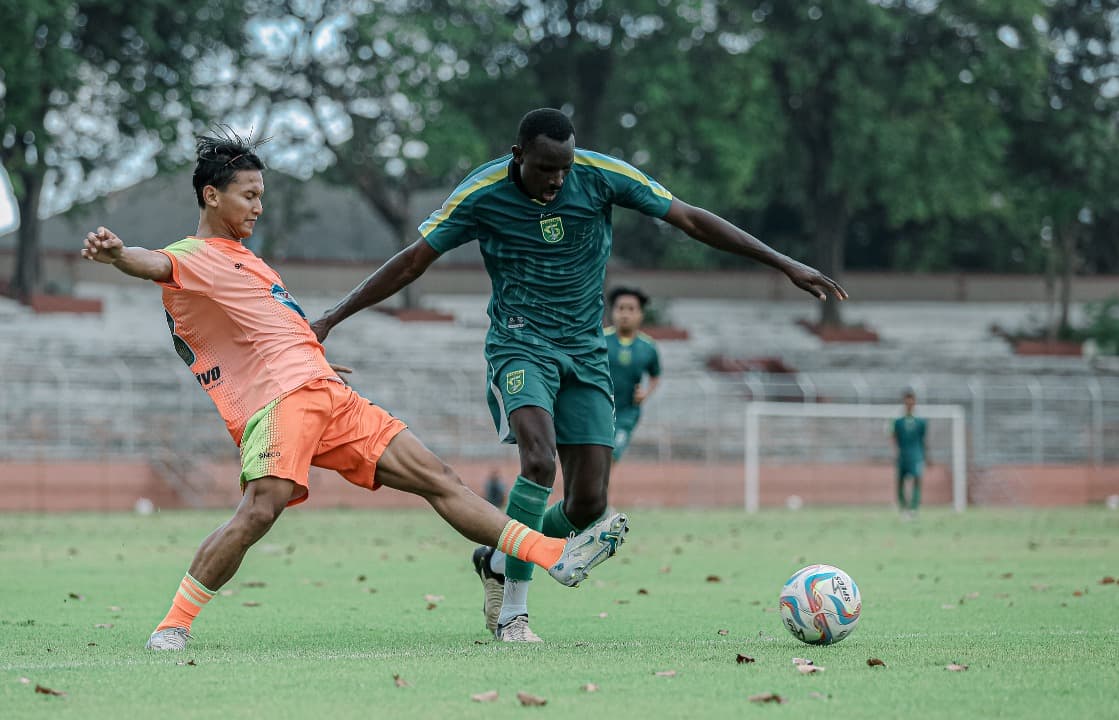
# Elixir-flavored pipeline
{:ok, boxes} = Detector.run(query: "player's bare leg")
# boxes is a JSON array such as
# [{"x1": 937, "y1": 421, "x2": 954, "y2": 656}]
[{"x1": 147, "y1": 476, "x2": 294, "y2": 650}]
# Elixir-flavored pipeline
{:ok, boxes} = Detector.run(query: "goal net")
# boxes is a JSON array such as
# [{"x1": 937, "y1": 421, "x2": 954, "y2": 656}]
[{"x1": 744, "y1": 402, "x2": 967, "y2": 513}]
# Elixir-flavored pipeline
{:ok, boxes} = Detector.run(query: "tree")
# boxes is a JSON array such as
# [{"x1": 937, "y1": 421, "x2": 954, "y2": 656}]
[
  {"x1": 712, "y1": 0, "x2": 1049, "y2": 326},
  {"x1": 0, "y1": 0, "x2": 246, "y2": 300},
  {"x1": 227, "y1": 0, "x2": 500, "y2": 305},
  {"x1": 1009, "y1": 0, "x2": 1119, "y2": 340}
]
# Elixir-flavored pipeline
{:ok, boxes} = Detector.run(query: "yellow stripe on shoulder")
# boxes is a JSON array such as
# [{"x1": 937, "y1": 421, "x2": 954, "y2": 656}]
[
  {"x1": 162, "y1": 238, "x2": 205, "y2": 256},
  {"x1": 575, "y1": 151, "x2": 673, "y2": 200},
  {"x1": 604, "y1": 326, "x2": 617, "y2": 335},
  {"x1": 419, "y1": 165, "x2": 507, "y2": 237}
]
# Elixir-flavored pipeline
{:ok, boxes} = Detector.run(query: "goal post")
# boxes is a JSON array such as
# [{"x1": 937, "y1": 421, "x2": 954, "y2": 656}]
[{"x1": 744, "y1": 401, "x2": 968, "y2": 513}]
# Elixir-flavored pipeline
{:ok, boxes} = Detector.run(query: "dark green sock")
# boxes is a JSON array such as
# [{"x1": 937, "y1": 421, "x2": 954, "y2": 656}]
[
  {"x1": 911, "y1": 478, "x2": 922, "y2": 511},
  {"x1": 541, "y1": 502, "x2": 581, "y2": 538},
  {"x1": 503, "y1": 475, "x2": 551, "y2": 581}
]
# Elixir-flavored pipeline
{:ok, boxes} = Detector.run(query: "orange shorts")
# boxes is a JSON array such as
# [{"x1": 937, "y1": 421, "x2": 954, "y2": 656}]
[{"x1": 237, "y1": 379, "x2": 408, "y2": 506}]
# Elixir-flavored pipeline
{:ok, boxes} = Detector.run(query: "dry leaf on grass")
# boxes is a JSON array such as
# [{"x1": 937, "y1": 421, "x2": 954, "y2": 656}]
[
  {"x1": 35, "y1": 684, "x2": 66, "y2": 696},
  {"x1": 1072, "y1": 590, "x2": 1084, "y2": 597},
  {"x1": 517, "y1": 692, "x2": 547, "y2": 706},
  {"x1": 748, "y1": 692, "x2": 784, "y2": 704},
  {"x1": 792, "y1": 657, "x2": 814, "y2": 666},
  {"x1": 946, "y1": 663, "x2": 969, "y2": 671},
  {"x1": 717, "y1": 629, "x2": 729, "y2": 636},
  {"x1": 659, "y1": 566, "x2": 672, "y2": 574},
  {"x1": 356, "y1": 575, "x2": 367, "y2": 582},
  {"x1": 654, "y1": 670, "x2": 678, "y2": 677},
  {"x1": 598, "y1": 612, "x2": 608, "y2": 618},
  {"x1": 706, "y1": 575, "x2": 722, "y2": 583},
  {"x1": 736, "y1": 654, "x2": 756, "y2": 664},
  {"x1": 424, "y1": 594, "x2": 444, "y2": 603},
  {"x1": 1099, "y1": 576, "x2": 1115, "y2": 585},
  {"x1": 220, "y1": 589, "x2": 235, "y2": 597},
  {"x1": 18, "y1": 677, "x2": 30, "y2": 684},
  {"x1": 364, "y1": 588, "x2": 378, "y2": 594},
  {"x1": 87, "y1": 643, "x2": 97, "y2": 647},
  {"x1": 426, "y1": 603, "x2": 438, "y2": 611},
  {"x1": 637, "y1": 588, "x2": 649, "y2": 595},
  {"x1": 242, "y1": 601, "x2": 262, "y2": 608},
  {"x1": 797, "y1": 664, "x2": 825, "y2": 674},
  {"x1": 67, "y1": 593, "x2": 84, "y2": 601},
  {"x1": 867, "y1": 658, "x2": 886, "y2": 667},
  {"x1": 107, "y1": 606, "x2": 122, "y2": 612},
  {"x1": 94, "y1": 623, "x2": 113, "y2": 629},
  {"x1": 176, "y1": 659, "x2": 197, "y2": 666},
  {"x1": 393, "y1": 674, "x2": 409, "y2": 688},
  {"x1": 1000, "y1": 572, "x2": 1014, "y2": 579},
  {"x1": 581, "y1": 683, "x2": 599, "y2": 692},
  {"x1": 471, "y1": 690, "x2": 499, "y2": 703},
  {"x1": 242, "y1": 581, "x2": 266, "y2": 588}
]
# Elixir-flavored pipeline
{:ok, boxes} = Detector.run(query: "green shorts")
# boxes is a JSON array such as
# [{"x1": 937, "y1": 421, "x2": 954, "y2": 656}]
[
  {"x1": 486, "y1": 341, "x2": 615, "y2": 447},
  {"x1": 897, "y1": 461, "x2": 924, "y2": 481},
  {"x1": 612, "y1": 408, "x2": 642, "y2": 461}
]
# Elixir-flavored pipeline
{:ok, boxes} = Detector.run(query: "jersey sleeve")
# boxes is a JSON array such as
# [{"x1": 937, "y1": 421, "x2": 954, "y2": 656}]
[
  {"x1": 648, "y1": 343, "x2": 662, "y2": 378},
  {"x1": 155, "y1": 238, "x2": 213, "y2": 292},
  {"x1": 580, "y1": 151, "x2": 673, "y2": 218},
  {"x1": 418, "y1": 181, "x2": 480, "y2": 254}
]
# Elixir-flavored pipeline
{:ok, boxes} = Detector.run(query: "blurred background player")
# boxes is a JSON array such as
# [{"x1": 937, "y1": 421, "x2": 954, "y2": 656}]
[
  {"x1": 605, "y1": 286, "x2": 661, "y2": 463},
  {"x1": 310, "y1": 107, "x2": 845, "y2": 643},
  {"x1": 893, "y1": 390, "x2": 929, "y2": 519},
  {"x1": 80, "y1": 129, "x2": 628, "y2": 651}
]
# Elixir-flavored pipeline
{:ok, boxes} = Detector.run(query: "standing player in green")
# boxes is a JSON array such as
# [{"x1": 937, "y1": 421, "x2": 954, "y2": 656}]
[
  {"x1": 605, "y1": 286, "x2": 661, "y2": 463},
  {"x1": 311, "y1": 108, "x2": 847, "y2": 642},
  {"x1": 893, "y1": 390, "x2": 928, "y2": 519}
]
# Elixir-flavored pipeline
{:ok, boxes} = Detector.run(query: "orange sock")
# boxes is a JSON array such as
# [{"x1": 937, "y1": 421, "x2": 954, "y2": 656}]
[
  {"x1": 155, "y1": 573, "x2": 216, "y2": 631},
  {"x1": 498, "y1": 520, "x2": 566, "y2": 569}
]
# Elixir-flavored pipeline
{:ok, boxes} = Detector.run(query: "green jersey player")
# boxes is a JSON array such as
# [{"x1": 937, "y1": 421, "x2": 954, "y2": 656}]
[
  {"x1": 605, "y1": 286, "x2": 661, "y2": 462},
  {"x1": 893, "y1": 390, "x2": 928, "y2": 518},
  {"x1": 311, "y1": 108, "x2": 846, "y2": 642}
]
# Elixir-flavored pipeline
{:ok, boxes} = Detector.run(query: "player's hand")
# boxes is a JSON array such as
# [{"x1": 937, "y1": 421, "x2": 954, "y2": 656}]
[
  {"x1": 310, "y1": 317, "x2": 332, "y2": 343},
  {"x1": 328, "y1": 362, "x2": 353, "y2": 385},
  {"x1": 633, "y1": 387, "x2": 649, "y2": 405},
  {"x1": 783, "y1": 261, "x2": 848, "y2": 301},
  {"x1": 81, "y1": 226, "x2": 124, "y2": 264}
]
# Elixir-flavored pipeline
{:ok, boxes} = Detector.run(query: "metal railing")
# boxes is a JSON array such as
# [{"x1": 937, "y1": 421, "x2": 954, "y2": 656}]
[{"x1": 2, "y1": 353, "x2": 1116, "y2": 468}]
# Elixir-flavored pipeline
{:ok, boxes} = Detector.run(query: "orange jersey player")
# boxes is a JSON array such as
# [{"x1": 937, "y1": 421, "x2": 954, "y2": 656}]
[{"x1": 80, "y1": 127, "x2": 628, "y2": 651}]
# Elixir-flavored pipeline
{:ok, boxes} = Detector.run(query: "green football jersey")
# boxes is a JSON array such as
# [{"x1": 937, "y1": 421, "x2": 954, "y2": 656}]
[
  {"x1": 893, "y1": 415, "x2": 927, "y2": 465},
  {"x1": 419, "y1": 149, "x2": 673, "y2": 352},
  {"x1": 605, "y1": 328, "x2": 661, "y2": 417}
]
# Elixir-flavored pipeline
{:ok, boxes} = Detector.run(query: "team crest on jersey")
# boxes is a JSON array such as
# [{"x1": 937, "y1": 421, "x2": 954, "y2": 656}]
[
  {"x1": 539, "y1": 216, "x2": 564, "y2": 243},
  {"x1": 618, "y1": 349, "x2": 632, "y2": 366},
  {"x1": 506, "y1": 369, "x2": 525, "y2": 394},
  {"x1": 271, "y1": 283, "x2": 307, "y2": 318}
]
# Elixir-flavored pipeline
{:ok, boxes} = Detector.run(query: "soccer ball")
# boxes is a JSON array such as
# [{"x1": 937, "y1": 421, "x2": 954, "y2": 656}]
[{"x1": 778, "y1": 564, "x2": 861, "y2": 645}]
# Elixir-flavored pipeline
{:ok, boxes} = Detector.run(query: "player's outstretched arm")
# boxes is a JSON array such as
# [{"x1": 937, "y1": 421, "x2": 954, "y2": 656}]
[
  {"x1": 81, "y1": 226, "x2": 172, "y2": 282},
  {"x1": 662, "y1": 200, "x2": 847, "y2": 302},
  {"x1": 310, "y1": 238, "x2": 440, "y2": 342}
]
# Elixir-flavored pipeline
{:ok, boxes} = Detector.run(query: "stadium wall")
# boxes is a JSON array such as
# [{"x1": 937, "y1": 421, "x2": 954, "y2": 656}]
[{"x1": 1, "y1": 460, "x2": 1116, "y2": 512}]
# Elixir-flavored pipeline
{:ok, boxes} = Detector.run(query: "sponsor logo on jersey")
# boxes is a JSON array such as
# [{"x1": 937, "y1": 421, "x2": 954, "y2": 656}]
[
  {"x1": 618, "y1": 348, "x2": 632, "y2": 366},
  {"x1": 539, "y1": 216, "x2": 564, "y2": 243},
  {"x1": 506, "y1": 369, "x2": 525, "y2": 394},
  {"x1": 271, "y1": 283, "x2": 307, "y2": 318},
  {"x1": 195, "y1": 366, "x2": 222, "y2": 386}
]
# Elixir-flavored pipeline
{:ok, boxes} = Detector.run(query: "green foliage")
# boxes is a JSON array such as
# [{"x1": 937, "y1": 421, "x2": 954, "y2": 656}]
[{"x1": 1082, "y1": 297, "x2": 1119, "y2": 355}]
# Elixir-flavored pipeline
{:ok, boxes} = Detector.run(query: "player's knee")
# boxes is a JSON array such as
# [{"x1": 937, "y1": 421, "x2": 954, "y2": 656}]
[
  {"x1": 518, "y1": 449, "x2": 556, "y2": 484},
  {"x1": 233, "y1": 502, "x2": 281, "y2": 541}
]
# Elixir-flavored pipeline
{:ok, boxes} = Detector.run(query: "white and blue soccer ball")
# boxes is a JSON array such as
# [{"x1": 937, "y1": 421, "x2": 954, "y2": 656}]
[{"x1": 778, "y1": 564, "x2": 861, "y2": 645}]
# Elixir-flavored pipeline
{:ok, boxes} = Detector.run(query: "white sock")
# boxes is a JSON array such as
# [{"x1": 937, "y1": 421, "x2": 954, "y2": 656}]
[
  {"x1": 489, "y1": 550, "x2": 507, "y2": 575},
  {"x1": 497, "y1": 579, "x2": 530, "y2": 626}
]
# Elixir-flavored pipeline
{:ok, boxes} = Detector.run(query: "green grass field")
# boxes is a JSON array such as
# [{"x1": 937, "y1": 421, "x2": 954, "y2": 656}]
[{"x1": 2, "y1": 507, "x2": 1117, "y2": 719}]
